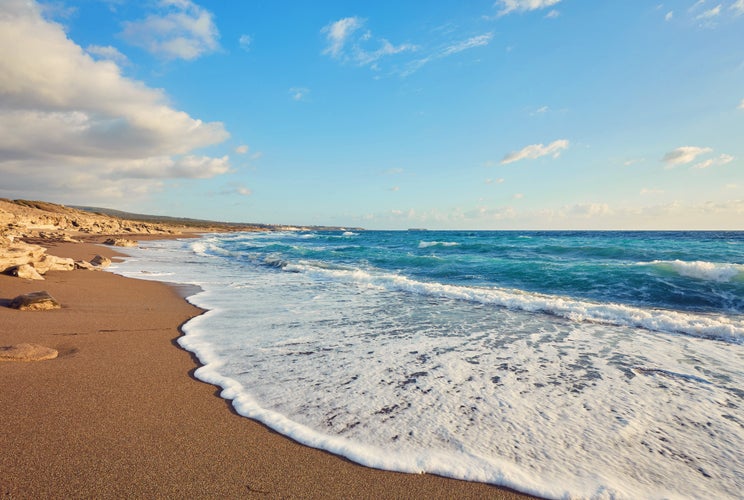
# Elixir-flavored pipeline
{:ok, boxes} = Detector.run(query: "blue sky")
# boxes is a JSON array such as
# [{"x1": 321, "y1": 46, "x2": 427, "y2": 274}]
[{"x1": 1, "y1": 0, "x2": 742, "y2": 229}]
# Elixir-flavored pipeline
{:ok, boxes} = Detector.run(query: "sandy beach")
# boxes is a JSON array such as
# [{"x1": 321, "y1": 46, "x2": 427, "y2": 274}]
[{"x1": 0, "y1": 240, "x2": 534, "y2": 498}]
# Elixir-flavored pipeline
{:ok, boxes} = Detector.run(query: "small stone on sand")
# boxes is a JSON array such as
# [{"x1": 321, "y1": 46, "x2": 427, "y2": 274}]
[
  {"x1": 0, "y1": 343, "x2": 58, "y2": 362},
  {"x1": 9, "y1": 291, "x2": 61, "y2": 310}
]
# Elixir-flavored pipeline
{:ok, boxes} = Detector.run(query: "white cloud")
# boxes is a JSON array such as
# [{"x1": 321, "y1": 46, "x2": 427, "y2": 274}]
[
  {"x1": 733, "y1": 0, "x2": 744, "y2": 14},
  {"x1": 86, "y1": 45, "x2": 129, "y2": 65},
  {"x1": 289, "y1": 87, "x2": 310, "y2": 101},
  {"x1": 568, "y1": 203, "x2": 611, "y2": 218},
  {"x1": 513, "y1": 193, "x2": 524, "y2": 199},
  {"x1": 692, "y1": 153, "x2": 734, "y2": 169},
  {"x1": 0, "y1": 0, "x2": 230, "y2": 203},
  {"x1": 662, "y1": 146, "x2": 713, "y2": 166},
  {"x1": 665, "y1": 11, "x2": 674, "y2": 21},
  {"x1": 402, "y1": 33, "x2": 492, "y2": 76},
  {"x1": 624, "y1": 158, "x2": 645, "y2": 166},
  {"x1": 239, "y1": 34, "x2": 252, "y2": 51},
  {"x1": 739, "y1": 98, "x2": 744, "y2": 109},
  {"x1": 497, "y1": 0, "x2": 562, "y2": 16},
  {"x1": 121, "y1": 0, "x2": 219, "y2": 60},
  {"x1": 235, "y1": 145, "x2": 249, "y2": 154},
  {"x1": 441, "y1": 33, "x2": 493, "y2": 56},
  {"x1": 696, "y1": 4, "x2": 722, "y2": 18},
  {"x1": 501, "y1": 139, "x2": 569, "y2": 164},
  {"x1": 689, "y1": 0, "x2": 707, "y2": 12},
  {"x1": 322, "y1": 17, "x2": 364, "y2": 58},
  {"x1": 389, "y1": 186, "x2": 400, "y2": 192},
  {"x1": 485, "y1": 178, "x2": 505, "y2": 184},
  {"x1": 322, "y1": 17, "x2": 417, "y2": 70},
  {"x1": 545, "y1": 10, "x2": 560, "y2": 18}
]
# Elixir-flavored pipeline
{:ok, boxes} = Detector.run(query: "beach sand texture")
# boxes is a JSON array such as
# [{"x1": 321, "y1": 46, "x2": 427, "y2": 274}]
[{"x1": 0, "y1": 241, "x2": 534, "y2": 498}]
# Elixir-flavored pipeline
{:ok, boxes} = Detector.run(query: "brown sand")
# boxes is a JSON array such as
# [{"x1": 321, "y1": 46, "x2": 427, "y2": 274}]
[{"x1": 0, "y1": 241, "x2": 536, "y2": 499}]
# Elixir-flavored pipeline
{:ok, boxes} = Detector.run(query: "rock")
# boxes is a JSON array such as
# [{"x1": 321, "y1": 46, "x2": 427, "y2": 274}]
[
  {"x1": 103, "y1": 238, "x2": 138, "y2": 247},
  {"x1": 33, "y1": 254, "x2": 75, "y2": 273},
  {"x1": 10, "y1": 264, "x2": 44, "y2": 280},
  {"x1": 90, "y1": 255, "x2": 111, "y2": 268},
  {"x1": 0, "y1": 240, "x2": 47, "y2": 274},
  {"x1": 9, "y1": 291, "x2": 61, "y2": 311},
  {"x1": 0, "y1": 343, "x2": 58, "y2": 362},
  {"x1": 75, "y1": 260, "x2": 95, "y2": 270}
]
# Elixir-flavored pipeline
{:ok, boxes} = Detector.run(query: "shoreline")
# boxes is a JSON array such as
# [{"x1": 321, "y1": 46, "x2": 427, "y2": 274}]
[{"x1": 0, "y1": 238, "x2": 535, "y2": 498}]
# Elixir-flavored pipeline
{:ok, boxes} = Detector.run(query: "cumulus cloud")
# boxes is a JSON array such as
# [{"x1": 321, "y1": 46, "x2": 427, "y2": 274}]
[
  {"x1": 665, "y1": 11, "x2": 674, "y2": 21},
  {"x1": 568, "y1": 203, "x2": 611, "y2": 218},
  {"x1": 121, "y1": 0, "x2": 220, "y2": 60},
  {"x1": 235, "y1": 145, "x2": 249, "y2": 154},
  {"x1": 0, "y1": 0, "x2": 230, "y2": 203},
  {"x1": 496, "y1": 0, "x2": 562, "y2": 16},
  {"x1": 322, "y1": 17, "x2": 416, "y2": 68},
  {"x1": 86, "y1": 45, "x2": 129, "y2": 65},
  {"x1": 501, "y1": 139, "x2": 569, "y2": 164}
]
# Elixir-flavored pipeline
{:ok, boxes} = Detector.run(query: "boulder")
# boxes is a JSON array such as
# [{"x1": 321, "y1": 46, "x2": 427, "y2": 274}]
[
  {"x1": 103, "y1": 238, "x2": 138, "y2": 247},
  {"x1": 90, "y1": 255, "x2": 111, "y2": 268},
  {"x1": 10, "y1": 264, "x2": 44, "y2": 280},
  {"x1": 0, "y1": 343, "x2": 58, "y2": 362},
  {"x1": 74, "y1": 260, "x2": 95, "y2": 270},
  {"x1": 9, "y1": 291, "x2": 61, "y2": 311},
  {"x1": 33, "y1": 254, "x2": 75, "y2": 274},
  {"x1": 0, "y1": 240, "x2": 47, "y2": 274}
]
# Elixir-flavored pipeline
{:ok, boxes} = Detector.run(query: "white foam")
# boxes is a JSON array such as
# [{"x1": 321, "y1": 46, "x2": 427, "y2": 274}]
[
  {"x1": 284, "y1": 262, "x2": 744, "y2": 343},
  {"x1": 107, "y1": 234, "x2": 744, "y2": 500},
  {"x1": 418, "y1": 240, "x2": 460, "y2": 248},
  {"x1": 641, "y1": 259, "x2": 744, "y2": 283}
]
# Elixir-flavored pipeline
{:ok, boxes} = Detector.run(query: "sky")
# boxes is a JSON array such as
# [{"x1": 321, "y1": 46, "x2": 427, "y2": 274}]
[{"x1": 0, "y1": 0, "x2": 743, "y2": 229}]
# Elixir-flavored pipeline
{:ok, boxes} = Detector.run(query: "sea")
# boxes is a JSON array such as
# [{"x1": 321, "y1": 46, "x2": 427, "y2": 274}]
[{"x1": 109, "y1": 230, "x2": 744, "y2": 499}]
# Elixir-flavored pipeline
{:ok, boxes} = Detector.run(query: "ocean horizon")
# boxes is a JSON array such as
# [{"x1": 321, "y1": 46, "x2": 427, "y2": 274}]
[{"x1": 110, "y1": 230, "x2": 744, "y2": 499}]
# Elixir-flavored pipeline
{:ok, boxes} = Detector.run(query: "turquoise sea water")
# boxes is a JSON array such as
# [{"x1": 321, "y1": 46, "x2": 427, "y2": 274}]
[{"x1": 111, "y1": 231, "x2": 744, "y2": 499}]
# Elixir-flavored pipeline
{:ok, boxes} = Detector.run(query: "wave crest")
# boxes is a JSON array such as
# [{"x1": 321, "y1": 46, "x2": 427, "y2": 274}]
[
  {"x1": 285, "y1": 262, "x2": 744, "y2": 343},
  {"x1": 641, "y1": 260, "x2": 744, "y2": 283}
]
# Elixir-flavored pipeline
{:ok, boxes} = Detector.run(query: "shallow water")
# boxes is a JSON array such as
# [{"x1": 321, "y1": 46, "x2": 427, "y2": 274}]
[{"x1": 111, "y1": 230, "x2": 744, "y2": 499}]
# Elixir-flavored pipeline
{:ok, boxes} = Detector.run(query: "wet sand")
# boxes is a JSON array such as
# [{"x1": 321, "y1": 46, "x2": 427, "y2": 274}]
[{"x1": 0, "y1": 240, "x2": 535, "y2": 498}]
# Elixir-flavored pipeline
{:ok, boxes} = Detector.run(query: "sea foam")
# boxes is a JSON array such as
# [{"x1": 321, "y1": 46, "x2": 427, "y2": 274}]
[
  {"x1": 283, "y1": 261, "x2": 744, "y2": 343},
  {"x1": 642, "y1": 259, "x2": 744, "y2": 283}
]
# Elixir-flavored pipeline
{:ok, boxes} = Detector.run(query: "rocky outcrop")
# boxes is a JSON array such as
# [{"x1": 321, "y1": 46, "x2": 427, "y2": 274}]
[
  {"x1": 1, "y1": 198, "x2": 179, "y2": 242},
  {"x1": 0, "y1": 237, "x2": 46, "y2": 273},
  {"x1": 1, "y1": 235, "x2": 75, "y2": 279},
  {"x1": 0, "y1": 343, "x2": 58, "y2": 362},
  {"x1": 9, "y1": 291, "x2": 61, "y2": 311}
]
